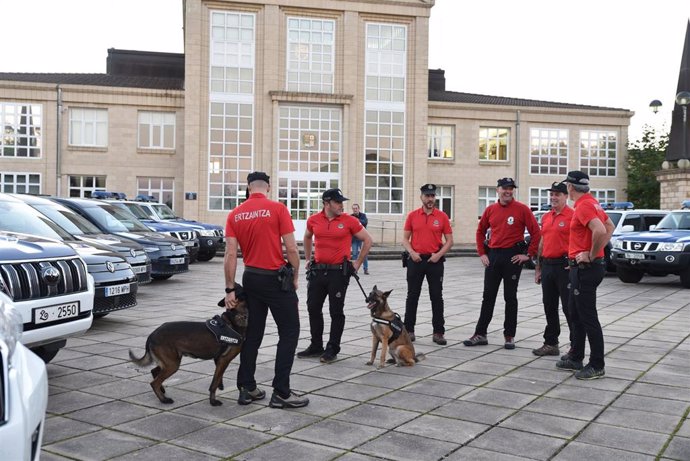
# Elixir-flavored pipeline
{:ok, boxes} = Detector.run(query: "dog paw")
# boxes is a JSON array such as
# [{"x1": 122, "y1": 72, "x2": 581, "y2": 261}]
[
  {"x1": 210, "y1": 399, "x2": 223, "y2": 406},
  {"x1": 160, "y1": 397, "x2": 174, "y2": 404}
]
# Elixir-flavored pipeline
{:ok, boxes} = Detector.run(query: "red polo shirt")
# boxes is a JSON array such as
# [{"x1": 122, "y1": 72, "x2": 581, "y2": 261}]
[
  {"x1": 476, "y1": 199, "x2": 540, "y2": 257},
  {"x1": 404, "y1": 207, "x2": 452, "y2": 254},
  {"x1": 225, "y1": 193, "x2": 295, "y2": 270},
  {"x1": 307, "y1": 210, "x2": 363, "y2": 264},
  {"x1": 540, "y1": 206, "x2": 574, "y2": 258},
  {"x1": 569, "y1": 193, "x2": 608, "y2": 259}
]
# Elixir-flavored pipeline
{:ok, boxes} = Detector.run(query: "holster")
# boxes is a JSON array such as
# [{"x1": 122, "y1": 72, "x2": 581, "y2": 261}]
[
  {"x1": 401, "y1": 251, "x2": 409, "y2": 268},
  {"x1": 277, "y1": 264, "x2": 294, "y2": 292}
]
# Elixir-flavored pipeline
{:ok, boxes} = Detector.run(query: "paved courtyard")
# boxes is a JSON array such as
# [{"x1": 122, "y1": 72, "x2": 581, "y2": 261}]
[{"x1": 41, "y1": 257, "x2": 690, "y2": 460}]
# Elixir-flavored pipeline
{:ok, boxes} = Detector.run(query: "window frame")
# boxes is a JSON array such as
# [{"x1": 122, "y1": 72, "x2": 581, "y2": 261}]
[
  {"x1": 478, "y1": 186, "x2": 497, "y2": 218},
  {"x1": 478, "y1": 127, "x2": 509, "y2": 162},
  {"x1": 0, "y1": 172, "x2": 41, "y2": 194},
  {"x1": 434, "y1": 185, "x2": 454, "y2": 220},
  {"x1": 138, "y1": 111, "x2": 176, "y2": 150},
  {"x1": 68, "y1": 107, "x2": 108, "y2": 147},
  {"x1": 68, "y1": 175, "x2": 107, "y2": 198},
  {"x1": 427, "y1": 125, "x2": 454, "y2": 160},
  {"x1": 0, "y1": 102, "x2": 42, "y2": 158},
  {"x1": 529, "y1": 128, "x2": 569, "y2": 176},
  {"x1": 137, "y1": 177, "x2": 175, "y2": 210},
  {"x1": 285, "y1": 16, "x2": 335, "y2": 94},
  {"x1": 579, "y1": 130, "x2": 617, "y2": 177}
]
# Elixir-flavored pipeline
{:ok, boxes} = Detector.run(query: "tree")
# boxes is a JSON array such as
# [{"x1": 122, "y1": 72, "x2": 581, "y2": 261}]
[{"x1": 625, "y1": 126, "x2": 668, "y2": 209}]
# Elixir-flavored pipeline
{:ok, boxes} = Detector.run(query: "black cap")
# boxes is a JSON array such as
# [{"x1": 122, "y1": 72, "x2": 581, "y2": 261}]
[
  {"x1": 547, "y1": 181, "x2": 568, "y2": 194},
  {"x1": 564, "y1": 170, "x2": 590, "y2": 185},
  {"x1": 497, "y1": 177, "x2": 517, "y2": 188},
  {"x1": 247, "y1": 171, "x2": 270, "y2": 184},
  {"x1": 420, "y1": 184, "x2": 437, "y2": 195},
  {"x1": 322, "y1": 188, "x2": 348, "y2": 202}
]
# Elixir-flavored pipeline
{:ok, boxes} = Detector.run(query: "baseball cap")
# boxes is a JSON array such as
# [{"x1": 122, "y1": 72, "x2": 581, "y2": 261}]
[
  {"x1": 322, "y1": 188, "x2": 349, "y2": 202},
  {"x1": 420, "y1": 184, "x2": 437, "y2": 195},
  {"x1": 247, "y1": 171, "x2": 270, "y2": 184},
  {"x1": 497, "y1": 177, "x2": 517, "y2": 188},
  {"x1": 564, "y1": 171, "x2": 590, "y2": 185},
  {"x1": 547, "y1": 181, "x2": 568, "y2": 194}
]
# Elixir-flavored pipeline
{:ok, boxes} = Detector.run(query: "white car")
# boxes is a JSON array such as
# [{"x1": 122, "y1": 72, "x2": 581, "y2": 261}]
[{"x1": 0, "y1": 294, "x2": 48, "y2": 461}]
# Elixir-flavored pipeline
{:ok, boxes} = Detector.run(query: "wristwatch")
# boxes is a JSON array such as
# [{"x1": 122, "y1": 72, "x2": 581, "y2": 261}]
[{"x1": 225, "y1": 287, "x2": 235, "y2": 294}]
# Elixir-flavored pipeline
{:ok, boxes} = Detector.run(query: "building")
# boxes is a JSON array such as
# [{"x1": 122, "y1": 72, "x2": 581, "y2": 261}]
[{"x1": 0, "y1": 0, "x2": 632, "y2": 244}]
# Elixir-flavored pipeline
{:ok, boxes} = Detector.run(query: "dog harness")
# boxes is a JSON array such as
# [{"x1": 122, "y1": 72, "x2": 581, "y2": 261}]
[
  {"x1": 371, "y1": 313, "x2": 404, "y2": 342},
  {"x1": 206, "y1": 314, "x2": 243, "y2": 346}
]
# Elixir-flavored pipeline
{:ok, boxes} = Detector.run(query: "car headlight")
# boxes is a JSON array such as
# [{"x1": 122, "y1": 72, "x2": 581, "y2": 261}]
[
  {"x1": 199, "y1": 230, "x2": 215, "y2": 237},
  {"x1": 143, "y1": 246, "x2": 160, "y2": 253},
  {"x1": 613, "y1": 239, "x2": 623, "y2": 249},
  {"x1": 0, "y1": 299, "x2": 23, "y2": 364},
  {"x1": 658, "y1": 242, "x2": 685, "y2": 252}
]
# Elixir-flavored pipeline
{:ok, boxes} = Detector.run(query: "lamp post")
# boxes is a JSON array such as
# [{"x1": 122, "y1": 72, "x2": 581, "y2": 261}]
[
  {"x1": 677, "y1": 91, "x2": 690, "y2": 169},
  {"x1": 649, "y1": 99, "x2": 662, "y2": 113}
]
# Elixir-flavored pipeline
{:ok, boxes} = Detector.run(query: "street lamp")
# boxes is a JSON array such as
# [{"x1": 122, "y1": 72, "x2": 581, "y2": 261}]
[
  {"x1": 677, "y1": 91, "x2": 690, "y2": 168},
  {"x1": 649, "y1": 99, "x2": 662, "y2": 113}
]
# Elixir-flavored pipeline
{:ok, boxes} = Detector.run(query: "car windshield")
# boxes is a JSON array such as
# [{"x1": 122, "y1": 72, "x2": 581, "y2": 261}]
[
  {"x1": 151, "y1": 204, "x2": 178, "y2": 219},
  {"x1": 655, "y1": 212, "x2": 690, "y2": 231},
  {"x1": 0, "y1": 201, "x2": 73, "y2": 241},
  {"x1": 86, "y1": 204, "x2": 152, "y2": 233},
  {"x1": 33, "y1": 204, "x2": 102, "y2": 236},
  {"x1": 117, "y1": 203, "x2": 152, "y2": 220},
  {"x1": 606, "y1": 211, "x2": 622, "y2": 227}
]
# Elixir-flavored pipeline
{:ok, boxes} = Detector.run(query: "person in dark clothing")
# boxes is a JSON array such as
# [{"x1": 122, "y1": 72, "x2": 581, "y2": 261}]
[
  {"x1": 464, "y1": 177, "x2": 540, "y2": 350},
  {"x1": 351, "y1": 203, "x2": 369, "y2": 274}
]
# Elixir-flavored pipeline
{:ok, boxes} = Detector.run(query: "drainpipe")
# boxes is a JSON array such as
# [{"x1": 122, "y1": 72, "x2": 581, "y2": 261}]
[
  {"x1": 515, "y1": 110, "x2": 521, "y2": 200},
  {"x1": 56, "y1": 85, "x2": 62, "y2": 196}
]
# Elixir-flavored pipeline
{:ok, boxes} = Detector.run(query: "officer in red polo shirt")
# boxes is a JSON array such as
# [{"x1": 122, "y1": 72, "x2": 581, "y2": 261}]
[
  {"x1": 556, "y1": 171, "x2": 614, "y2": 380},
  {"x1": 533, "y1": 181, "x2": 574, "y2": 357},
  {"x1": 465, "y1": 177, "x2": 540, "y2": 349},
  {"x1": 297, "y1": 188, "x2": 372, "y2": 363},
  {"x1": 225, "y1": 171, "x2": 308, "y2": 409},
  {"x1": 401, "y1": 184, "x2": 453, "y2": 345}
]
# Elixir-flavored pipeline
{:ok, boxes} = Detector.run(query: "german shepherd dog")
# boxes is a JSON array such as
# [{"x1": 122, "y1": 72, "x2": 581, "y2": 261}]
[
  {"x1": 366, "y1": 285, "x2": 424, "y2": 368},
  {"x1": 129, "y1": 294, "x2": 248, "y2": 406}
]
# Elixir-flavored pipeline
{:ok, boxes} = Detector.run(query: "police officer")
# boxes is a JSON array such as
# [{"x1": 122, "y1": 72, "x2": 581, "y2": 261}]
[
  {"x1": 401, "y1": 183, "x2": 453, "y2": 345},
  {"x1": 533, "y1": 181, "x2": 573, "y2": 356},
  {"x1": 464, "y1": 177, "x2": 540, "y2": 349},
  {"x1": 298, "y1": 188, "x2": 372, "y2": 363},
  {"x1": 224, "y1": 171, "x2": 308, "y2": 409},
  {"x1": 556, "y1": 171, "x2": 614, "y2": 380},
  {"x1": 351, "y1": 203, "x2": 369, "y2": 275}
]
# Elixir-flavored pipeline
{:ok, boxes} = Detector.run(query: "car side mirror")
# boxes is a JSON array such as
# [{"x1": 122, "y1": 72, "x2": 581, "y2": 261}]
[{"x1": 621, "y1": 225, "x2": 635, "y2": 233}]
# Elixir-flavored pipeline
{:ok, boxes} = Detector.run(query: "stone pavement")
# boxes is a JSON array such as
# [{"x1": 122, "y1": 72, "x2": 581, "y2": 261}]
[{"x1": 41, "y1": 258, "x2": 690, "y2": 460}]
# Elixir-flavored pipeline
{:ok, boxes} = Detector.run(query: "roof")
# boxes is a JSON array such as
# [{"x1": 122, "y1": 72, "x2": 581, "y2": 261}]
[
  {"x1": 429, "y1": 89, "x2": 628, "y2": 112},
  {"x1": 0, "y1": 72, "x2": 184, "y2": 90}
]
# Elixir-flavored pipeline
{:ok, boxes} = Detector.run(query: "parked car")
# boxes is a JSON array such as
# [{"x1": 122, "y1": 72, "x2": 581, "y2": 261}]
[
  {"x1": 0, "y1": 296, "x2": 48, "y2": 461},
  {"x1": 0, "y1": 231, "x2": 94, "y2": 362},
  {"x1": 11, "y1": 194, "x2": 152, "y2": 285},
  {"x1": 51, "y1": 198, "x2": 189, "y2": 281},
  {"x1": 0, "y1": 194, "x2": 138, "y2": 318},
  {"x1": 132, "y1": 201, "x2": 225, "y2": 262},
  {"x1": 611, "y1": 209, "x2": 690, "y2": 287},
  {"x1": 104, "y1": 200, "x2": 200, "y2": 263},
  {"x1": 604, "y1": 209, "x2": 668, "y2": 272},
  {"x1": 682, "y1": 199, "x2": 690, "y2": 210}
]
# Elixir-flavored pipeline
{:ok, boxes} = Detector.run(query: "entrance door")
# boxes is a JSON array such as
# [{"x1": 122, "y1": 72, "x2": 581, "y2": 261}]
[{"x1": 278, "y1": 176, "x2": 339, "y2": 238}]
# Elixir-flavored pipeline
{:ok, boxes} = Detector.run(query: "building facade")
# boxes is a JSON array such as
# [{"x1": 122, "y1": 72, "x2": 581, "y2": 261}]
[{"x1": 0, "y1": 0, "x2": 633, "y2": 244}]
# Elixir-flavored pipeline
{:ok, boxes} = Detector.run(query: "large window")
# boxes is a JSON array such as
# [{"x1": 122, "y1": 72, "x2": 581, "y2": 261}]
[
  {"x1": 530, "y1": 128, "x2": 568, "y2": 175},
  {"x1": 1, "y1": 103, "x2": 42, "y2": 158},
  {"x1": 69, "y1": 175, "x2": 106, "y2": 198},
  {"x1": 138, "y1": 177, "x2": 174, "y2": 209},
  {"x1": 580, "y1": 130, "x2": 617, "y2": 177},
  {"x1": 364, "y1": 23, "x2": 406, "y2": 215},
  {"x1": 435, "y1": 185, "x2": 454, "y2": 219},
  {"x1": 478, "y1": 186, "x2": 497, "y2": 218},
  {"x1": 69, "y1": 108, "x2": 108, "y2": 147},
  {"x1": 479, "y1": 128, "x2": 509, "y2": 161},
  {"x1": 591, "y1": 189, "x2": 616, "y2": 204},
  {"x1": 278, "y1": 106, "x2": 340, "y2": 173},
  {"x1": 209, "y1": 11, "x2": 255, "y2": 211},
  {"x1": 428, "y1": 125, "x2": 453, "y2": 159},
  {"x1": 286, "y1": 17, "x2": 335, "y2": 93},
  {"x1": 529, "y1": 187, "x2": 550, "y2": 210},
  {"x1": 1, "y1": 172, "x2": 40, "y2": 194},
  {"x1": 138, "y1": 112, "x2": 175, "y2": 149}
]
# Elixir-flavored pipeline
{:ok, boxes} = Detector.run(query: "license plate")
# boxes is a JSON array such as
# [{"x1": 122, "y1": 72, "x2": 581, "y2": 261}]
[
  {"x1": 34, "y1": 301, "x2": 80, "y2": 324},
  {"x1": 182, "y1": 241, "x2": 194, "y2": 247},
  {"x1": 132, "y1": 265, "x2": 147, "y2": 274},
  {"x1": 105, "y1": 284, "x2": 131, "y2": 297},
  {"x1": 624, "y1": 252, "x2": 645, "y2": 260},
  {"x1": 170, "y1": 257, "x2": 185, "y2": 265}
]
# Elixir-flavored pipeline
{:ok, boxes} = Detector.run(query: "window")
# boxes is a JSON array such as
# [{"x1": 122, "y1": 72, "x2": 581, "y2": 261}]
[
  {"x1": 1, "y1": 103, "x2": 42, "y2": 158},
  {"x1": 1, "y1": 172, "x2": 40, "y2": 194},
  {"x1": 529, "y1": 187, "x2": 551, "y2": 210},
  {"x1": 478, "y1": 186, "x2": 497, "y2": 217},
  {"x1": 69, "y1": 175, "x2": 106, "y2": 198},
  {"x1": 580, "y1": 130, "x2": 617, "y2": 177},
  {"x1": 138, "y1": 177, "x2": 174, "y2": 209},
  {"x1": 365, "y1": 23, "x2": 406, "y2": 103},
  {"x1": 364, "y1": 110, "x2": 404, "y2": 214},
  {"x1": 286, "y1": 17, "x2": 335, "y2": 93},
  {"x1": 428, "y1": 125, "x2": 453, "y2": 159},
  {"x1": 530, "y1": 128, "x2": 568, "y2": 175},
  {"x1": 479, "y1": 128, "x2": 509, "y2": 161},
  {"x1": 434, "y1": 185, "x2": 454, "y2": 219},
  {"x1": 69, "y1": 108, "x2": 108, "y2": 147},
  {"x1": 210, "y1": 11, "x2": 255, "y2": 95},
  {"x1": 278, "y1": 106, "x2": 340, "y2": 173},
  {"x1": 590, "y1": 189, "x2": 616, "y2": 204},
  {"x1": 138, "y1": 112, "x2": 175, "y2": 149}
]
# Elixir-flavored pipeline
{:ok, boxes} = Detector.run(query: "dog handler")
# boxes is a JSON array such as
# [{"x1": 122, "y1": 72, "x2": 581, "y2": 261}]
[
  {"x1": 298, "y1": 188, "x2": 372, "y2": 363},
  {"x1": 401, "y1": 183, "x2": 453, "y2": 345},
  {"x1": 224, "y1": 171, "x2": 309, "y2": 408},
  {"x1": 464, "y1": 177, "x2": 540, "y2": 349}
]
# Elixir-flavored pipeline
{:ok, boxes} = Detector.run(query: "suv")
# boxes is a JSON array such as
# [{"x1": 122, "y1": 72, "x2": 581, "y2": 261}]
[
  {"x1": 0, "y1": 194, "x2": 138, "y2": 318},
  {"x1": 611, "y1": 210, "x2": 690, "y2": 287},
  {"x1": 52, "y1": 198, "x2": 189, "y2": 281},
  {"x1": 133, "y1": 201, "x2": 224, "y2": 262},
  {"x1": 0, "y1": 232, "x2": 94, "y2": 362},
  {"x1": 604, "y1": 209, "x2": 669, "y2": 271}
]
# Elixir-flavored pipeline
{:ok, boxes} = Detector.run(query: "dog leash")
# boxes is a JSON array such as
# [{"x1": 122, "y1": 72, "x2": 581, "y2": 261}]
[{"x1": 351, "y1": 270, "x2": 369, "y2": 301}]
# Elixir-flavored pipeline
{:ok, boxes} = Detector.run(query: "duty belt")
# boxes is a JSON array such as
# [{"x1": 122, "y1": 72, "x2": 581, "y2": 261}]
[
  {"x1": 568, "y1": 258, "x2": 604, "y2": 268},
  {"x1": 244, "y1": 266, "x2": 280, "y2": 275},
  {"x1": 312, "y1": 263, "x2": 344, "y2": 270},
  {"x1": 542, "y1": 256, "x2": 568, "y2": 265}
]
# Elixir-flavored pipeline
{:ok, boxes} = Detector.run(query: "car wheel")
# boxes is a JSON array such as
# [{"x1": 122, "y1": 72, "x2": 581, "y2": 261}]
[
  {"x1": 151, "y1": 274, "x2": 173, "y2": 281},
  {"x1": 616, "y1": 266, "x2": 644, "y2": 284},
  {"x1": 31, "y1": 346, "x2": 61, "y2": 364},
  {"x1": 680, "y1": 266, "x2": 690, "y2": 288},
  {"x1": 196, "y1": 252, "x2": 215, "y2": 262}
]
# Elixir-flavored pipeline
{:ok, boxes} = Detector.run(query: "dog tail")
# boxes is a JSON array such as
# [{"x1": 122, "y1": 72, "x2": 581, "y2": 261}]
[
  {"x1": 129, "y1": 337, "x2": 154, "y2": 366},
  {"x1": 414, "y1": 352, "x2": 426, "y2": 363}
]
